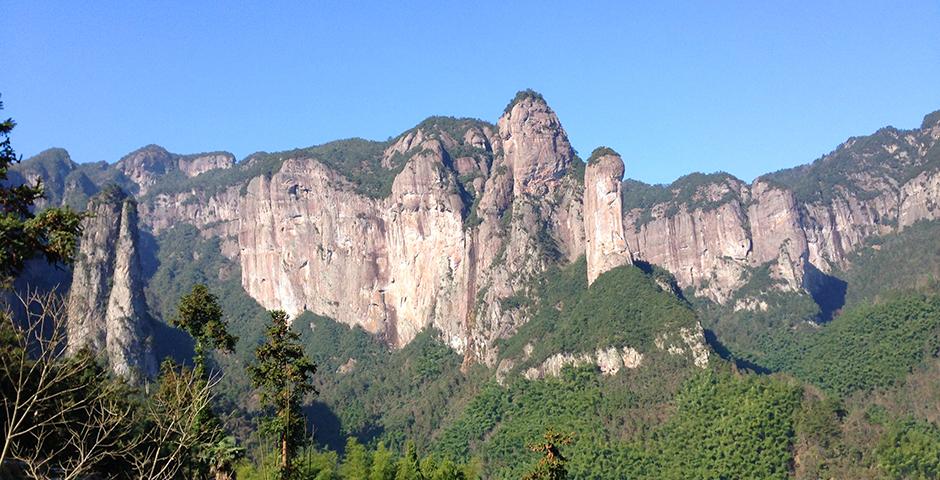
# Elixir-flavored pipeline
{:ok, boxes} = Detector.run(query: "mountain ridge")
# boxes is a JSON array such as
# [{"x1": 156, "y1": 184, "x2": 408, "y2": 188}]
[{"x1": 12, "y1": 92, "x2": 940, "y2": 365}]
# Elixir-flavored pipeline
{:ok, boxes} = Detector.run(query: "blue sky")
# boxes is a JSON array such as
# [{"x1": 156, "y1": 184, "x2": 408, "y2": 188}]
[{"x1": 3, "y1": 1, "x2": 939, "y2": 184}]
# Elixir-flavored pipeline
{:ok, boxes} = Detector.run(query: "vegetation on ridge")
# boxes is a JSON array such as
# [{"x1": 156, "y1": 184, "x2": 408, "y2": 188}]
[
  {"x1": 587, "y1": 146, "x2": 619, "y2": 165},
  {"x1": 504, "y1": 89, "x2": 546, "y2": 114}
]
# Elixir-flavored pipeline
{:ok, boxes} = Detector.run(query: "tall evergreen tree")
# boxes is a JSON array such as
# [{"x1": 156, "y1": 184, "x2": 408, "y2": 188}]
[
  {"x1": 339, "y1": 437, "x2": 371, "y2": 479},
  {"x1": 369, "y1": 443, "x2": 396, "y2": 480},
  {"x1": 172, "y1": 284, "x2": 237, "y2": 378},
  {"x1": 247, "y1": 310, "x2": 317, "y2": 480},
  {"x1": 170, "y1": 285, "x2": 240, "y2": 478},
  {"x1": 395, "y1": 441, "x2": 422, "y2": 480}
]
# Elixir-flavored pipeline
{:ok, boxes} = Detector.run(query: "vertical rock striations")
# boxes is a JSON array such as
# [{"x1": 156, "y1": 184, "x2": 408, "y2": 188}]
[
  {"x1": 66, "y1": 187, "x2": 156, "y2": 380},
  {"x1": 18, "y1": 93, "x2": 940, "y2": 366},
  {"x1": 621, "y1": 110, "x2": 940, "y2": 304},
  {"x1": 237, "y1": 92, "x2": 588, "y2": 363},
  {"x1": 584, "y1": 148, "x2": 632, "y2": 284}
]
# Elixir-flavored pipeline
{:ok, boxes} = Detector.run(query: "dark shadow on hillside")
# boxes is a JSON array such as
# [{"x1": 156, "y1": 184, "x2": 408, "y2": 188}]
[
  {"x1": 137, "y1": 228, "x2": 196, "y2": 365},
  {"x1": 150, "y1": 318, "x2": 195, "y2": 366},
  {"x1": 137, "y1": 228, "x2": 160, "y2": 281},
  {"x1": 805, "y1": 263, "x2": 847, "y2": 323},
  {"x1": 304, "y1": 402, "x2": 348, "y2": 453},
  {"x1": 633, "y1": 259, "x2": 689, "y2": 302},
  {"x1": 703, "y1": 329, "x2": 772, "y2": 375}
]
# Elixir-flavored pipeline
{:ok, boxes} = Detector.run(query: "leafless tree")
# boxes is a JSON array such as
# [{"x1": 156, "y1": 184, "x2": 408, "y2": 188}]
[
  {"x1": 17, "y1": 380, "x2": 135, "y2": 480},
  {"x1": 2, "y1": 289, "x2": 227, "y2": 479},
  {"x1": 0, "y1": 289, "x2": 124, "y2": 478},
  {"x1": 129, "y1": 365, "x2": 222, "y2": 480}
]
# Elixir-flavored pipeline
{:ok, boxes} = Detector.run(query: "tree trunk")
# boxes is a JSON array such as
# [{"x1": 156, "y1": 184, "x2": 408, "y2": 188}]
[{"x1": 280, "y1": 433, "x2": 289, "y2": 479}]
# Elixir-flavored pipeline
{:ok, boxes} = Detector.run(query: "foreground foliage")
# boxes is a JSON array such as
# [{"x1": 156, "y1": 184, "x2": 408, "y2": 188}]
[{"x1": 0, "y1": 95, "x2": 84, "y2": 288}]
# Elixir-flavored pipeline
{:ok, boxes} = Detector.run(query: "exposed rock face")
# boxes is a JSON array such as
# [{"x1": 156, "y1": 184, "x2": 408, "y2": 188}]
[
  {"x1": 620, "y1": 112, "x2": 940, "y2": 303},
  {"x1": 499, "y1": 96, "x2": 574, "y2": 196},
  {"x1": 237, "y1": 136, "x2": 480, "y2": 350},
  {"x1": 179, "y1": 152, "x2": 235, "y2": 177},
  {"x1": 584, "y1": 151, "x2": 632, "y2": 284},
  {"x1": 138, "y1": 185, "x2": 243, "y2": 258},
  {"x1": 16, "y1": 95, "x2": 940, "y2": 367},
  {"x1": 66, "y1": 189, "x2": 156, "y2": 380},
  {"x1": 116, "y1": 145, "x2": 177, "y2": 195},
  {"x1": 625, "y1": 179, "x2": 752, "y2": 303},
  {"x1": 523, "y1": 346, "x2": 645, "y2": 380},
  {"x1": 746, "y1": 181, "x2": 807, "y2": 287},
  {"x1": 237, "y1": 94, "x2": 588, "y2": 363},
  {"x1": 116, "y1": 145, "x2": 235, "y2": 195},
  {"x1": 522, "y1": 324, "x2": 711, "y2": 380}
]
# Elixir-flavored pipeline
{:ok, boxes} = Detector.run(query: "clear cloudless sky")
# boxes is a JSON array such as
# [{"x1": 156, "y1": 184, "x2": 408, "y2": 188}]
[{"x1": 3, "y1": 1, "x2": 939, "y2": 184}]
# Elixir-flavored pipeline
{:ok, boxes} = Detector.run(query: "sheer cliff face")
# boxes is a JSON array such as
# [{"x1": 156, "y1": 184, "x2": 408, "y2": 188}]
[
  {"x1": 584, "y1": 152, "x2": 632, "y2": 285},
  {"x1": 66, "y1": 190, "x2": 156, "y2": 380},
  {"x1": 19, "y1": 94, "x2": 940, "y2": 362},
  {"x1": 238, "y1": 96, "x2": 593, "y2": 362},
  {"x1": 623, "y1": 113, "x2": 940, "y2": 303}
]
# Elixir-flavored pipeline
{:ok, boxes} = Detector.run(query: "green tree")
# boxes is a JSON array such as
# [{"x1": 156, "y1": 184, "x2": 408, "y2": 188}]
[
  {"x1": 522, "y1": 430, "x2": 573, "y2": 480},
  {"x1": 248, "y1": 310, "x2": 318, "y2": 480},
  {"x1": 171, "y1": 284, "x2": 240, "y2": 478},
  {"x1": 172, "y1": 284, "x2": 238, "y2": 378},
  {"x1": 395, "y1": 441, "x2": 422, "y2": 480},
  {"x1": 876, "y1": 419, "x2": 940, "y2": 480},
  {"x1": 203, "y1": 435, "x2": 244, "y2": 480},
  {"x1": 339, "y1": 437, "x2": 371, "y2": 479},
  {"x1": 369, "y1": 443, "x2": 396, "y2": 480},
  {"x1": 0, "y1": 95, "x2": 83, "y2": 287}
]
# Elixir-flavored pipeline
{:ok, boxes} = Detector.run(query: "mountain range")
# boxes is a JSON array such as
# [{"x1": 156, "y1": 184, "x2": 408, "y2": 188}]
[{"x1": 12, "y1": 91, "x2": 940, "y2": 366}]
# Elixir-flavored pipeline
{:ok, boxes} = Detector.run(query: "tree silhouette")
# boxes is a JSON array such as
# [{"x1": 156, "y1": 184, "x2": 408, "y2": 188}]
[{"x1": 248, "y1": 310, "x2": 317, "y2": 479}]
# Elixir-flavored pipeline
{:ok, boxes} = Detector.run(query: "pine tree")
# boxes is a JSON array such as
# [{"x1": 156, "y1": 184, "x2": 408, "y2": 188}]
[
  {"x1": 369, "y1": 443, "x2": 396, "y2": 480},
  {"x1": 395, "y1": 441, "x2": 422, "y2": 480},
  {"x1": 171, "y1": 284, "x2": 240, "y2": 477},
  {"x1": 172, "y1": 284, "x2": 237, "y2": 378},
  {"x1": 522, "y1": 430, "x2": 573, "y2": 480},
  {"x1": 339, "y1": 437, "x2": 371, "y2": 479},
  {"x1": 247, "y1": 310, "x2": 317, "y2": 480}
]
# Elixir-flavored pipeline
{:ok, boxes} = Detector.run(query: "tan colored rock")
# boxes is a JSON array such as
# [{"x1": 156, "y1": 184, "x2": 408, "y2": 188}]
[
  {"x1": 499, "y1": 95, "x2": 574, "y2": 196},
  {"x1": 522, "y1": 345, "x2": 647, "y2": 380},
  {"x1": 178, "y1": 152, "x2": 235, "y2": 177},
  {"x1": 747, "y1": 180, "x2": 807, "y2": 289},
  {"x1": 626, "y1": 192, "x2": 751, "y2": 303},
  {"x1": 236, "y1": 95, "x2": 589, "y2": 363},
  {"x1": 115, "y1": 145, "x2": 176, "y2": 196},
  {"x1": 584, "y1": 151, "x2": 632, "y2": 284},
  {"x1": 140, "y1": 185, "x2": 242, "y2": 239},
  {"x1": 899, "y1": 171, "x2": 940, "y2": 228}
]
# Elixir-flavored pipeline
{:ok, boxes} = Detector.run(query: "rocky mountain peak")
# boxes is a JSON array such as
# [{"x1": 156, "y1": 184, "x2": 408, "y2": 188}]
[
  {"x1": 66, "y1": 187, "x2": 155, "y2": 381},
  {"x1": 116, "y1": 144, "x2": 176, "y2": 195},
  {"x1": 584, "y1": 147, "x2": 632, "y2": 284},
  {"x1": 922, "y1": 110, "x2": 940, "y2": 129},
  {"x1": 497, "y1": 90, "x2": 574, "y2": 196},
  {"x1": 923, "y1": 110, "x2": 940, "y2": 139},
  {"x1": 10, "y1": 148, "x2": 78, "y2": 209}
]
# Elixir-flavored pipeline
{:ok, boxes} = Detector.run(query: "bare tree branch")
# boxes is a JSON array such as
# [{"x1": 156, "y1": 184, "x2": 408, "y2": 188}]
[
  {"x1": 1, "y1": 289, "x2": 128, "y2": 478},
  {"x1": 128, "y1": 366, "x2": 222, "y2": 480}
]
